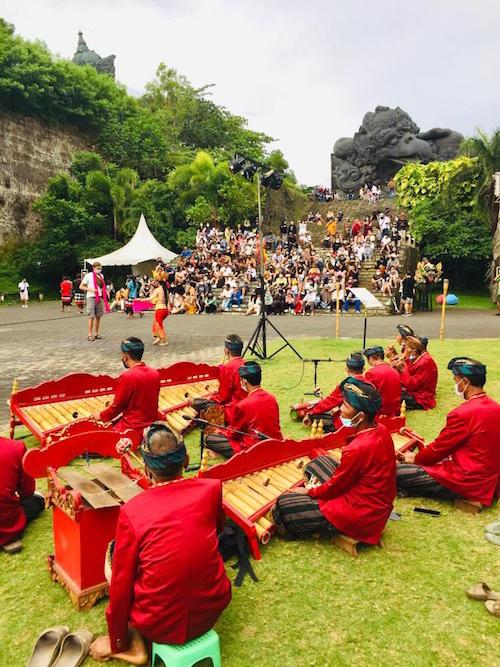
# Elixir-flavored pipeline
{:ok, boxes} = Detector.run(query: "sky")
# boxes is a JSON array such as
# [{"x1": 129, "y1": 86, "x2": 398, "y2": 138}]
[{"x1": 1, "y1": 0, "x2": 500, "y2": 186}]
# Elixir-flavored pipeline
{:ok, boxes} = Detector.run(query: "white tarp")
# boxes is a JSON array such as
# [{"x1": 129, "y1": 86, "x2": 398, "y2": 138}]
[
  {"x1": 85, "y1": 214, "x2": 177, "y2": 266},
  {"x1": 350, "y1": 287, "x2": 384, "y2": 309}
]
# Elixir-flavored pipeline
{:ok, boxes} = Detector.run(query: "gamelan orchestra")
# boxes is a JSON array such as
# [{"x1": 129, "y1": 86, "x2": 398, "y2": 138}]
[{"x1": 1, "y1": 326, "x2": 499, "y2": 664}]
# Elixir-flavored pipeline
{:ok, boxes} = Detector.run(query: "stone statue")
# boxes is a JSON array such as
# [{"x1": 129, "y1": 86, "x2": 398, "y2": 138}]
[
  {"x1": 72, "y1": 31, "x2": 115, "y2": 78},
  {"x1": 331, "y1": 106, "x2": 463, "y2": 192}
]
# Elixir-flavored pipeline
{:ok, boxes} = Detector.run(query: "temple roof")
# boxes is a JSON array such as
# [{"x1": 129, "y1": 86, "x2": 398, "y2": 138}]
[{"x1": 72, "y1": 31, "x2": 115, "y2": 77}]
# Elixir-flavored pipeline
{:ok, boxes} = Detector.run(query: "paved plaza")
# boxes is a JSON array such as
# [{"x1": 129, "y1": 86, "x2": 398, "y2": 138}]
[{"x1": 0, "y1": 302, "x2": 498, "y2": 428}]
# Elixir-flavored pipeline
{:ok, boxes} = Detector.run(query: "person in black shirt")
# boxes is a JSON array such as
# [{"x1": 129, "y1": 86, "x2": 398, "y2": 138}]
[{"x1": 401, "y1": 272, "x2": 416, "y2": 316}]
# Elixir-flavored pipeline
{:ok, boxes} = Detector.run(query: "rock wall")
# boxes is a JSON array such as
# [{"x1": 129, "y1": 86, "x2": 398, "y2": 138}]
[{"x1": 0, "y1": 113, "x2": 92, "y2": 241}]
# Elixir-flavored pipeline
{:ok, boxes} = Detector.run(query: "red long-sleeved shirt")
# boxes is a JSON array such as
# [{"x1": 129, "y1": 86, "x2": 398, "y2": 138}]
[
  {"x1": 415, "y1": 393, "x2": 500, "y2": 505},
  {"x1": 399, "y1": 351, "x2": 438, "y2": 409},
  {"x1": 308, "y1": 423, "x2": 396, "y2": 544},
  {"x1": 227, "y1": 387, "x2": 283, "y2": 452},
  {"x1": 106, "y1": 478, "x2": 231, "y2": 653},
  {"x1": 309, "y1": 374, "x2": 364, "y2": 416},
  {"x1": 100, "y1": 363, "x2": 160, "y2": 435},
  {"x1": 0, "y1": 438, "x2": 36, "y2": 546},
  {"x1": 365, "y1": 362, "x2": 401, "y2": 417},
  {"x1": 211, "y1": 356, "x2": 247, "y2": 424}
]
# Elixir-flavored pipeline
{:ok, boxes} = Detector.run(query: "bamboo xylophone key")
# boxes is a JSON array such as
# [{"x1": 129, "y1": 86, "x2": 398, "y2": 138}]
[
  {"x1": 247, "y1": 473, "x2": 284, "y2": 497},
  {"x1": 243, "y1": 478, "x2": 278, "y2": 503},
  {"x1": 254, "y1": 470, "x2": 289, "y2": 492},
  {"x1": 224, "y1": 483, "x2": 263, "y2": 513},
  {"x1": 223, "y1": 491, "x2": 255, "y2": 518}
]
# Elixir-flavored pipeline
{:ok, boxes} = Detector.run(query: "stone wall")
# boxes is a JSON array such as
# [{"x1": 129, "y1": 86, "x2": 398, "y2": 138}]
[{"x1": 0, "y1": 113, "x2": 93, "y2": 241}]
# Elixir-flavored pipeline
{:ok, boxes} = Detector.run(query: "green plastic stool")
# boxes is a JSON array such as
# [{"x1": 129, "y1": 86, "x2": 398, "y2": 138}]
[{"x1": 151, "y1": 629, "x2": 221, "y2": 667}]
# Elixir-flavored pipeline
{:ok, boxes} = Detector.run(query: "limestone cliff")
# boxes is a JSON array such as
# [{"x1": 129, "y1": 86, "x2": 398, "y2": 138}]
[{"x1": 0, "y1": 113, "x2": 92, "y2": 242}]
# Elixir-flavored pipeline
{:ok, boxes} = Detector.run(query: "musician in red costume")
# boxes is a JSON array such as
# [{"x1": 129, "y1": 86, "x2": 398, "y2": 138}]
[
  {"x1": 363, "y1": 346, "x2": 401, "y2": 416},
  {"x1": 397, "y1": 357, "x2": 500, "y2": 506},
  {"x1": 273, "y1": 378, "x2": 396, "y2": 544},
  {"x1": 90, "y1": 423, "x2": 231, "y2": 664},
  {"x1": 385, "y1": 323, "x2": 414, "y2": 361},
  {"x1": 97, "y1": 338, "x2": 161, "y2": 439},
  {"x1": 303, "y1": 352, "x2": 365, "y2": 431},
  {"x1": 190, "y1": 334, "x2": 246, "y2": 424},
  {"x1": 204, "y1": 361, "x2": 283, "y2": 458},
  {"x1": 393, "y1": 336, "x2": 438, "y2": 410},
  {"x1": 0, "y1": 438, "x2": 44, "y2": 553}
]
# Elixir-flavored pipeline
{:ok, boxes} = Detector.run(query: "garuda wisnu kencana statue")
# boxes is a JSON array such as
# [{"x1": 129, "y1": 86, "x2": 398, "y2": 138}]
[{"x1": 331, "y1": 106, "x2": 463, "y2": 192}]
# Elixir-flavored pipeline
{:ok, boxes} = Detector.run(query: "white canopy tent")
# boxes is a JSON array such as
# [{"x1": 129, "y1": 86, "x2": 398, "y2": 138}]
[{"x1": 85, "y1": 214, "x2": 177, "y2": 267}]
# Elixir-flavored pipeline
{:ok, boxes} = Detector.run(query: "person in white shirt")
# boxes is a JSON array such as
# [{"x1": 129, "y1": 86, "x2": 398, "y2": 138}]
[
  {"x1": 80, "y1": 262, "x2": 107, "y2": 341},
  {"x1": 18, "y1": 279, "x2": 29, "y2": 307}
]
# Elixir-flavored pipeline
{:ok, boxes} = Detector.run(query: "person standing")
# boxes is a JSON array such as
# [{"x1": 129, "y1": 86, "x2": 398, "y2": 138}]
[
  {"x1": 401, "y1": 271, "x2": 415, "y2": 316},
  {"x1": 18, "y1": 278, "x2": 29, "y2": 308},
  {"x1": 149, "y1": 280, "x2": 169, "y2": 346},
  {"x1": 73, "y1": 275, "x2": 85, "y2": 315},
  {"x1": 80, "y1": 262, "x2": 109, "y2": 341},
  {"x1": 60, "y1": 275, "x2": 73, "y2": 312}
]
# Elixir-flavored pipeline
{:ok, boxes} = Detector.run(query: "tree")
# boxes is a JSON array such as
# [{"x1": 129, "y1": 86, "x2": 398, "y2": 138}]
[{"x1": 460, "y1": 129, "x2": 500, "y2": 290}]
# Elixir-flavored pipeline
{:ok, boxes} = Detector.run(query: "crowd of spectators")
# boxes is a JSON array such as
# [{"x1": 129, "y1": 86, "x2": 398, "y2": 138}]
[{"x1": 107, "y1": 208, "x2": 408, "y2": 317}]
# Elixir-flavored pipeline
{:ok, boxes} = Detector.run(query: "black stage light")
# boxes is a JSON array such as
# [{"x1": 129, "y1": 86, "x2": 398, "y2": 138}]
[
  {"x1": 229, "y1": 154, "x2": 246, "y2": 174},
  {"x1": 261, "y1": 169, "x2": 284, "y2": 190},
  {"x1": 242, "y1": 162, "x2": 258, "y2": 181}
]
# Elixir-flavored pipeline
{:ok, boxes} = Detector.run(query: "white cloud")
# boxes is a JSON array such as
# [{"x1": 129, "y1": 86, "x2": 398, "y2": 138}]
[{"x1": 1, "y1": 0, "x2": 500, "y2": 185}]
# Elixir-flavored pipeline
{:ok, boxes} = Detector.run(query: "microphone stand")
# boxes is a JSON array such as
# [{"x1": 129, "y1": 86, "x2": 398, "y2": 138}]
[
  {"x1": 302, "y1": 357, "x2": 344, "y2": 393},
  {"x1": 183, "y1": 416, "x2": 272, "y2": 471}
]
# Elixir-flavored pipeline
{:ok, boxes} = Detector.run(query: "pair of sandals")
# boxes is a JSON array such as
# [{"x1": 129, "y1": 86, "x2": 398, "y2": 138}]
[
  {"x1": 88, "y1": 335, "x2": 103, "y2": 341},
  {"x1": 466, "y1": 583, "x2": 500, "y2": 618},
  {"x1": 485, "y1": 519, "x2": 500, "y2": 546},
  {"x1": 27, "y1": 627, "x2": 93, "y2": 667}
]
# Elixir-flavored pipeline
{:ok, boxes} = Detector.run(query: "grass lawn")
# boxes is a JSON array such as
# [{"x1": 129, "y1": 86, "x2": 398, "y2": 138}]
[
  {"x1": 1, "y1": 338, "x2": 499, "y2": 666},
  {"x1": 452, "y1": 291, "x2": 495, "y2": 311}
]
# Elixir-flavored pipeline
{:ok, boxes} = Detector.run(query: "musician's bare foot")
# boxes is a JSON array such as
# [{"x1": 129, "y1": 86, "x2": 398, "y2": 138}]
[
  {"x1": 90, "y1": 629, "x2": 148, "y2": 664},
  {"x1": 112, "y1": 629, "x2": 148, "y2": 665}
]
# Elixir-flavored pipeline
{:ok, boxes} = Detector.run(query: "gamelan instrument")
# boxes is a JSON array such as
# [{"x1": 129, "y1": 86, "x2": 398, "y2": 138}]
[
  {"x1": 25, "y1": 431, "x2": 146, "y2": 609},
  {"x1": 9, "y1": 361, "x2": 220, "y2": 445},
  {"x1": 200, "y1": 415, "x2": 425, "y2": 560}
]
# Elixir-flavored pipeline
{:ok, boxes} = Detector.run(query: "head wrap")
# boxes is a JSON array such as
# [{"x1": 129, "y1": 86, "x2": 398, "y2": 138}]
[
  {"x1": 239, "y1": 361, "x2": 262, "y2": 385},
  {"x1": 363, "y1": 346, "x2": 384, "y2": 359},
  {"x1": 346, "y1": 352, "x2": 365, "y2": 371},
  {"x1": 121, "y1": 337, "x2": 145, "y2": 358},
  {"x1": 225, "y1": 336, "x2": 243, "y2": 354},
  {"x1": 447, "y1": 357, "x2": 486, "y2": 381},
  {"x1": 141, "y1": 423, "x2": 187, "y2": 470},
  {"x1": 340, "y1": 377, "x2": 381, "y2": 417},
  {"x1": 418, "y1": 336, "x2": 429, "y2": 350},
  {"x1": 397, "y1": 324, "x2": 414, "y2": 338}
]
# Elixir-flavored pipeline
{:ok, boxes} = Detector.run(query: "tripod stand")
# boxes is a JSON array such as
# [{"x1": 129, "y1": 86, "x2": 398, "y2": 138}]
[{"x1": 243, "y1": 174, "x2": 302, "y2": 361}]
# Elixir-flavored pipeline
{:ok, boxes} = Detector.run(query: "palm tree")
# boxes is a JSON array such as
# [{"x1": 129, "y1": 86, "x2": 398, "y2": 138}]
[{"x1": 460, "y1": 129, "x2": 500, "y2": 291}]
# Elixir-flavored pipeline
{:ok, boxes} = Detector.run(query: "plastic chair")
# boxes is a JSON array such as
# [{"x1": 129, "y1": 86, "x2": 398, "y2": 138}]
[{"x1": 152, "y1": 629, "x2": 221, "y2": 667}]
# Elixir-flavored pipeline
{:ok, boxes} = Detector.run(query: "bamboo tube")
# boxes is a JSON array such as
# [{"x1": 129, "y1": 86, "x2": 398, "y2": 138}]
[
  {"x1": 280, "y1": 462, "x2": 305, "y2": 479},
  {"x1": 49, "y1": 403, "x2": 74, "y2": 422},
  {"x1": 244, "y1": 479, "x2": 277, "y2": 503},
  {"x1": 257, "y1": 516, "x2": 274, "y2": 530},
  {"x1": 273, "y1": 466, "x2": 299, "y2": 484},
  {"x1": 40, "y1": 403, "x2": 67, "y2": 425},
  {"x1": 249, "y1": 473, "x2": 284, "y2": 496},
  {"x1": 165, "y1": 414, "x2": 182, "y2": 433},
  {"x1": 224, "y1": 491, "x2": 255, "y2": 518},
  {"x1": 254, "y1": 522, "x2": 271, "y2": 543},
  {"x1": 65, "y1": 400, "x2": 92, "y2": 418},
  {"x1": 226, "y1": 486, "x2": 262, "y2": 513},
  {"x1": 236, "y1": 483, "x2": 267, "y2": 507},
  {"x1": 335, "y1": 281, "x2": 341, "y2": 340},
  {"x1": 169, "y1": 411, "x2": 188, "y2": 430},
  {"x1": 265, "y1": 470, "x2": 293, "y2": 489}
]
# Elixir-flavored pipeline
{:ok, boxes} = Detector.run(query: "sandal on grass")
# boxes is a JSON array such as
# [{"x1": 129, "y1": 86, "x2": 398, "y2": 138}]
[
  {"x1": 484, "y1": 520, "x2": 500, "y2": 535},
  {"x1": 2, "y1": 540, "x2": 22, "y2": 554},
  {"x1": 466, "y1": 582, "x2": 500, "y2": 601},
  {"x1": 27, "y1": 626, "x2": 69, "y2": 667},
  {"x1": 485, "y1": 600, "x2": 500, "y2": 617},
  {"x1": 485, "y1": 532, "x2": 500, "y2": 546},
  {"x1": 52, "y1": 630, "x2": 94, "y2": 667}
]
